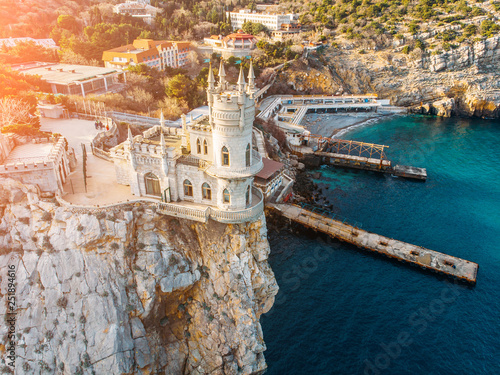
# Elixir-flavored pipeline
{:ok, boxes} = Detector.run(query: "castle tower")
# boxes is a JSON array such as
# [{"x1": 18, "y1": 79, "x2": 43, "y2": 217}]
[{"x1": 206, "y1": 63, "x2": 263, "y2": 210}]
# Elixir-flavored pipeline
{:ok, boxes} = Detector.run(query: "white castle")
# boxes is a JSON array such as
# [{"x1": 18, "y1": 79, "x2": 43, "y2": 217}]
[{"x1": 110, "y1": 62, "x2": 265, "y2": 223}]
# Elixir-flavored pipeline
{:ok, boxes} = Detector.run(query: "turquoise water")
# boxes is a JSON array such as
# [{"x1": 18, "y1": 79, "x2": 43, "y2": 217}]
[{"x1": 261, "y1": 116, "x2": 500, "y2": 374}]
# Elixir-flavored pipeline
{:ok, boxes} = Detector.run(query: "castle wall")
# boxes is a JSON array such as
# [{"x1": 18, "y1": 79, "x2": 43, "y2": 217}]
[
  {"x1": 0, "y1": 137, "x2": 69, "y2": 193},
  {"x1": 0, "y1": 134, "x2": 16, "y2": 163},
  {"x1": 0, "y1": 167, "x2": 58, "y2": 192},
  {"x1": 114, "y1": 157, "x2": 131, "y2": 185}
]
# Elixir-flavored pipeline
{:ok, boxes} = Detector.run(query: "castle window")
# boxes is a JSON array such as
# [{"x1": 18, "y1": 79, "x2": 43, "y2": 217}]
[
  {"x1": 223, "y1": 189, "x2": 230, "y2": 204},
  {"x1": 202, "y1": 183, "x2": 212, "y2": 200},
  {"x1": 204, "y1": 139, "x2": 208, "y2": 155},
  {"x1": 183, "y1": 180, "x2": 193, "y2": 196},
  {"x1": 222, "y1": 146, "x2": 230, "y2": 166},
  {"x1": 246, "y1": 144, "x2": 251, "y2": 167},
  {"x1": 197, "y1": 139, "x2": 201, "y2": 154},
  {"x1": 144, "y1": 173, "x2": 161, "y2": 196},
  {"x1": 245, "y1": 186, "x2": 251, "y2": 206}
]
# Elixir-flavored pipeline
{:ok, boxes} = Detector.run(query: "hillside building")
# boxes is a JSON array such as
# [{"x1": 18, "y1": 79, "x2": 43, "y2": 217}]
[
  {"x1": 113, "y1": 1, "x2": 160, "y2": 25},
  {"x1": 203, "y1": 31, "x2": 257, "y2": 58},
  {"x1": 102, "y1": 39, "x2": 191, "y2": 70},
  {"x1": 10, "y1": 62, "x2": 126, "y2": 97},
  {"x1": 226, "y1": 9, "x2": 296, "y2": 31},
  {"x1": 110, "y1": 62, "x2": 266, "y2": 223}
]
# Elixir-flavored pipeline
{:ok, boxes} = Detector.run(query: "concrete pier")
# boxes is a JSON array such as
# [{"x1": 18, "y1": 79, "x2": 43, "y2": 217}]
[
  {"x1": 315, "y1": 151, "x2": 428, "y2": 180},
  {"x1": 270, "y1": 203, "x2": 478, "y2": 284}
]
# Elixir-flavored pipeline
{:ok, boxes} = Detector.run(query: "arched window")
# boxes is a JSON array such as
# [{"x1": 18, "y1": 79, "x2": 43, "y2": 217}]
[
  {"x1": 222, "y1": 146, "x2": 229, "y2": 166},
  {"x1": 223, "y1": 189, "x2": 230, "y2": 204},
  {"x1": 203, "y1": 139, "x2": 208, "y2": 155},
  {"x1": 197, "y1": 139, "x2": 201, "y2": 154},
  {"x1": 183, "y1": 180, "x2": 193, "y2": 196},
  {"x1": 144, "y1": 173, "x2": 161, "y2": 196},
  {"x1": 245, "y1": 186, "x2": 251, "y2": 206},
  {"x1": 246, "y1": 144, "x2": 251, "y2": 167},
  {"x1": 202, "y1": 183, "x2": 212, "y2": 200}
]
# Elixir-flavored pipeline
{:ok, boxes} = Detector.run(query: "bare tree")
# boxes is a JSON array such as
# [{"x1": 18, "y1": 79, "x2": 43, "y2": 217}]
[{"x1": 0, "y1": 97, "x2": 34, "y2": 128}]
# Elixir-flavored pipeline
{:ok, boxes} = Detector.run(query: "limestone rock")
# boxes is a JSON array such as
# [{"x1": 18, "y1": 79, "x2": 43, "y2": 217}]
[{"x1": 0, "y1": 179, "x2": 278, "y2": 374}]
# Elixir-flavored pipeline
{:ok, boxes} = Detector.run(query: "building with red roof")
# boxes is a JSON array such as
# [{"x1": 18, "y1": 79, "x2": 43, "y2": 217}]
[
  {"x1": 203, "y1": 30, "x2": 257, "y2": 58},
  {"x1": 102, "y1": 39, "x2": 191, "y2": 71}
]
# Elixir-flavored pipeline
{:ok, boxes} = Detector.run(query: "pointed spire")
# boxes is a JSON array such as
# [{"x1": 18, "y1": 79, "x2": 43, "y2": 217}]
[
  {"x1": 207, "y1": 62, "x2": 215, "y2": 91},
  {"x1": 237, "y1": 65, "x2": 246, "y2": 92},
  {"x1": 160, "y1": 129, "x2": 165, "y2": 149},
  {"x1": 160, "y1": 111, "x2": 165, "y2": 128},
  {"x1": 247, "y1": 59, "x2": 255, "y2": 92},
  {"x1": 218, "y1": 59, "x2": 226, "y2": 88},
  {"x1": 127, "y1": 125, "x2": 133, "y2": 144}
]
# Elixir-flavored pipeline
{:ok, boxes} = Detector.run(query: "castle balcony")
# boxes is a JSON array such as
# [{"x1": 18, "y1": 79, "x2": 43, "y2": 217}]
[
  {"x1": 156, "y1": 186, "x2": 264, "y2": 224},
  {"x1": 177, "y1": 155, "x2": 212, "y2": 171},
  {"x1": 205, "y1": 150, "x2": 263, "y2": 179}
]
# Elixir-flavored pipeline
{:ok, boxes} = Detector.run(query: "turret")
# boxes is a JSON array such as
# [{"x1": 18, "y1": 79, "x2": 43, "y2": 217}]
[
  {"x1": 160, "y1": 111, "x2": 165, "y2": 128},
  {"x1": 237, "y1": 65, "x2": 246, "y2": 93},
  {"x1": 207, "y1": 62, "x2": 215, "y2": 92},
  {"x1": 127, "y1": 125, "x2": 134, "y2": 144},
  {"x1": 218, "y1": 60, "x2": 226, "y2": 90},
  {"x1": 247, "y1": 60, "x2": 256, "y2": 95},
  {"x1": 160, "y1": 129, "x2": 165, "y2": 150}
]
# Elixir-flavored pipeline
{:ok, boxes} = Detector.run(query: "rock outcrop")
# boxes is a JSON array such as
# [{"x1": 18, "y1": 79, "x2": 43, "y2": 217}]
[
  {"x1": 272, "y1": 45, "x2": 500, "y2": 118},
  {"x1": 424, "y1": 36, "x2": 500, "y2": 73},
  {"x1": 0, "y1": 178, "x2": 278, "y2": 374},
  {"x1": 412, "y1": 97, "x2": 455, "y2": 117}
]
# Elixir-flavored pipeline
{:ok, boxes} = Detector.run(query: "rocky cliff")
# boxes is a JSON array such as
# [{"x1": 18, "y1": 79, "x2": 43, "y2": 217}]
[
  {"x1": 271, "y1": 42, "x2": 500, "y2": 118},
  {"x1": 0, "y1": 178, "x2": 278, "y2": 374}
]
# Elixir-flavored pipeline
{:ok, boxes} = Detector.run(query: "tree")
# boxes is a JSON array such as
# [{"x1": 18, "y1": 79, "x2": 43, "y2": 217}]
[
  {"x1": 0, "y1": 41, "x2": 58, "y2": 64},
  {"x1": 165, "y1": 74, "x2": 195, "y2": 101},
  {"x1": 0, "y1": 65, "x2": 49, "y2": 97},
  {"x1": 57, "y1": 15, "x2": 80, "y2": 34},
  {"x1": 0, "y1": 96, "x2": 40, "y2": 131}
]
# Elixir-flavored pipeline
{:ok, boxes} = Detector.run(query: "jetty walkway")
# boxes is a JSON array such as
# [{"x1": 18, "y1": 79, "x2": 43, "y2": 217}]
[
  {"x1": 270, "y1": 203, "x2": 478, "y2": 284},
  {"x1": 293, "y1": 137, "x2": 427, "y2": 180}
]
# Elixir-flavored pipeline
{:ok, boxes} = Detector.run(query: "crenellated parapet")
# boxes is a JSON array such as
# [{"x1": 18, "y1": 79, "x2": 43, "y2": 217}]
[{"x1": 0, "y1": 161, "x2": 56, "y2": 173}]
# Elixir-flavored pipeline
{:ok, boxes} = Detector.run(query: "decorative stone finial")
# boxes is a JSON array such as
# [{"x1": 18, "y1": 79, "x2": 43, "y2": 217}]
[
  {"x1": 237, "y1": 65, "x2": 246, "y2": 92},
  {"x1": 207, "y1": 62, "x2": 215, "y2": 91},
  {"x1": 247, "y1": 60, "x2": 255, "y2": 93},
  {"x1": 219, "y1": 60, "x2": 226, "y2": 89}
]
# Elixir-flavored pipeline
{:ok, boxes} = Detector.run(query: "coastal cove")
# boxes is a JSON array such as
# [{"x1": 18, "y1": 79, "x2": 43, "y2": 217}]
[{"x1": 261, "y1": 115, "x2": 500, "y2": 374}]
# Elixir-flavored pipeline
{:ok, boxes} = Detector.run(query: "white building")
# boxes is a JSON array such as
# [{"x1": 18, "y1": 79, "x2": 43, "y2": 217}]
[
  {"x1": 113, "y1": 2, "x2": 161, "y2": 25},
  {"x1": 227, "y1": 10, "x2": 294, "y2": 31},
  {"x1": 11, "y1": 62, "x2": 126, "y2": 98},
  {"x1": 110, "y1": 62, "x2": 266, "y2": 223},
  {"x1": 203, "y1": 31, "x2": 257, "y2": 58}
]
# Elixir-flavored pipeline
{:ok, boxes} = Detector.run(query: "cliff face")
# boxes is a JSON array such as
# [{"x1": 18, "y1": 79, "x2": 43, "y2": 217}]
[
  {"x1": 272, "y1": 43, "x2": 500, "y2": 118},
  {"x1": 0, "y1": 178, "x2": 278, "y2": 374}
]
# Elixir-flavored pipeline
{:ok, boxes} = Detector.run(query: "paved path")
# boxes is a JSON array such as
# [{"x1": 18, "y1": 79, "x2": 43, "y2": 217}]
[
  {"x1": 40, "y1": 117, "x2": 101, "y2": 154},
  {"x1": 40, "y1": 117, "x2": 135, "y2": 205}
]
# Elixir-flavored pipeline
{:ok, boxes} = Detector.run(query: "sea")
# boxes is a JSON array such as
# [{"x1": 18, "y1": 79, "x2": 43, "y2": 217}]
[{"x1": 261, "y1": 115, "x2": 500, "y2": 375}]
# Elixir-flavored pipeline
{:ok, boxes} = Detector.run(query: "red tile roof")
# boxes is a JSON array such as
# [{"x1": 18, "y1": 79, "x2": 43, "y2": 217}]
[{"x1": 256, "y1": 158, "x2": 283, "y2": 180}]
